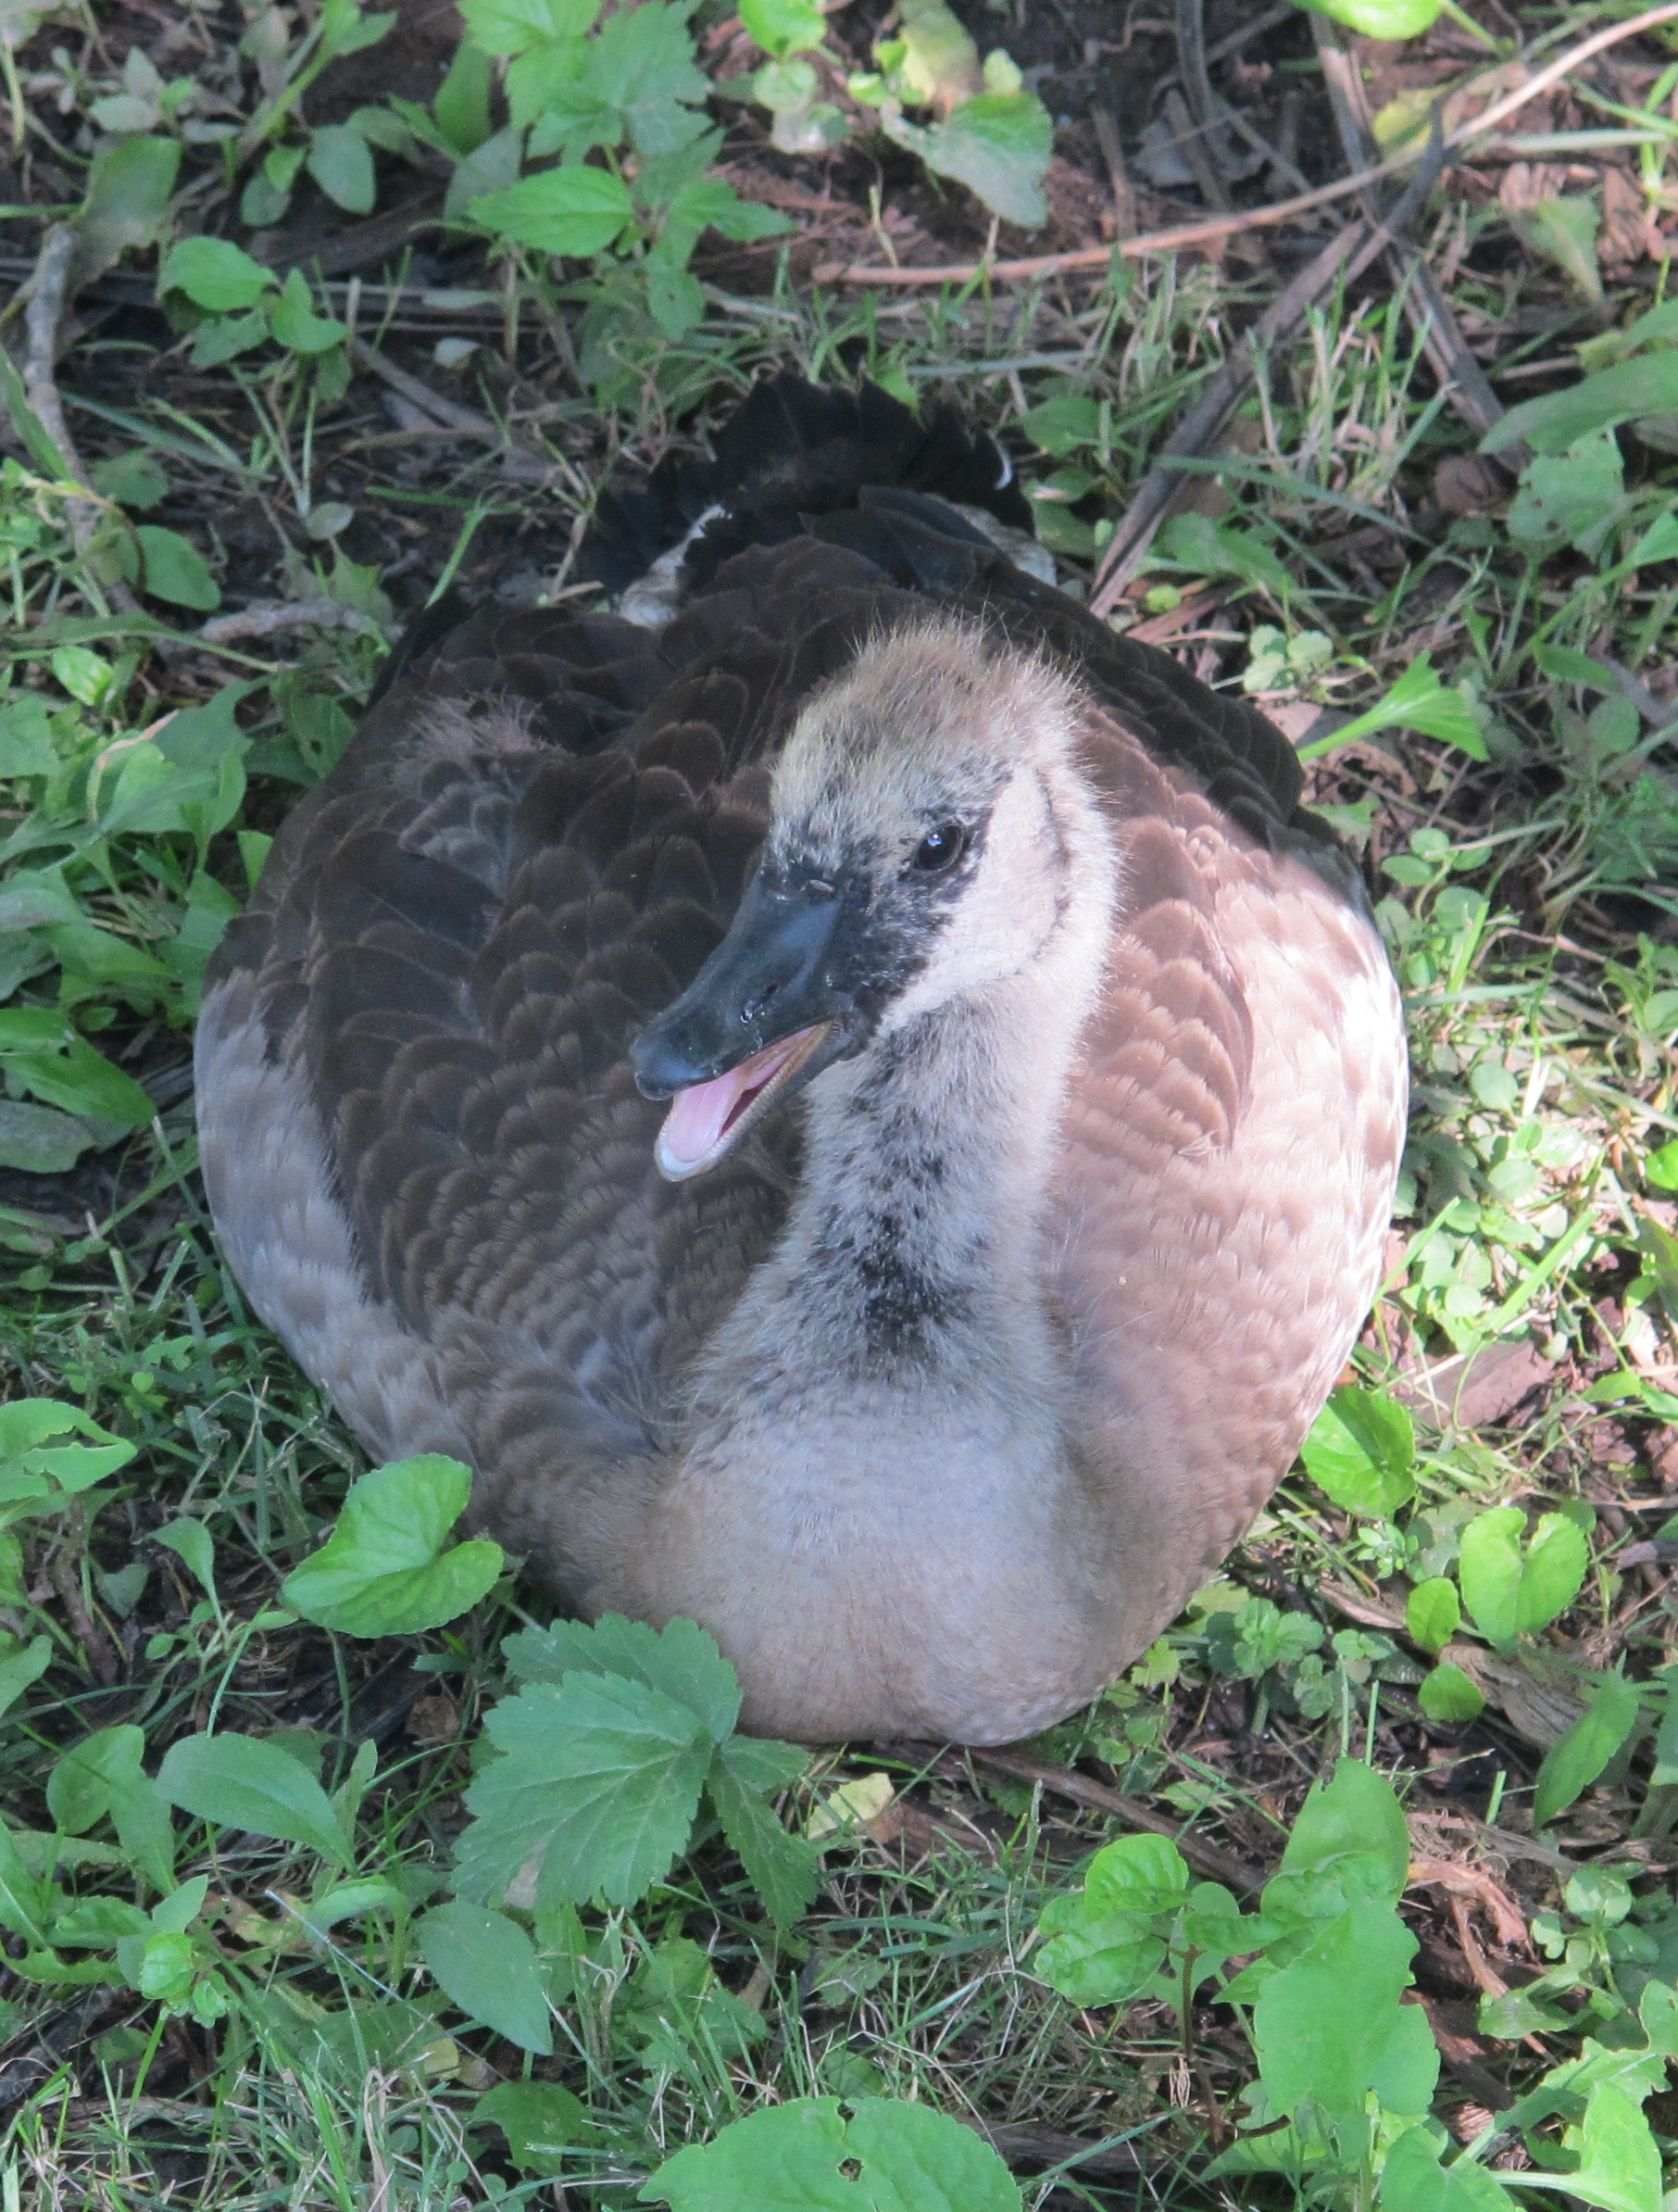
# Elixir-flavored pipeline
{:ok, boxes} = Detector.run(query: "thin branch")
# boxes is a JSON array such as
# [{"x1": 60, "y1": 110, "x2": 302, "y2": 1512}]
[
  {"x1": 197, "y1": 597, "x2": 394, "y2": 647},
  {"x1": 813, "y1": 1, "x2": 1678, "y2": 287}
]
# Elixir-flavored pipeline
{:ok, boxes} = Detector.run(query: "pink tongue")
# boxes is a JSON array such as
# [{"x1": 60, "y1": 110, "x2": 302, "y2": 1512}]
[{"x1": 656, "y1": 1033, "x2": 805, "y2": 1175}]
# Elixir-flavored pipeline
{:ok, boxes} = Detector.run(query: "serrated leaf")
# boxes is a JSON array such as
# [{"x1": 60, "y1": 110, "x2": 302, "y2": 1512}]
[
  {"x1": 1302, "y1": 1385, "x2": 1415, "y2": 1517},
  {"x1": 708, "y1": 1741, "x2": 819, "y2": 1929},
  {"x1": 501, "y1": 1614, "x2": 742, "y2": 1741},
  {"x1": 419, "y1": 1901, "x2": 553, "y2": 2054},
  {"x1": 307, "y1": 123, "x2": 377, "y2": 215},
  {"x1": 1533, "y1": 1674, "x2": 1644, "y2": 1829},
  {"x1": 884, "y1": 90, "x2": 1051, "y2": 229},
  {"x1": 131, "y1": 525, "x2": 219, "y2": 610},
  {"x1": 158, "y1": 237, "x2": 277, "y2": 312},
  {"x1": 158, "y1": 1733, "x2": 354, "y2": 1870},
  {"x1": 282, "y1": 1455, "x2": 504, "y2": 1636},
  {"x1": 459, "y1": 0, "x2": 599, "y2": 55},
  {"x1": 641, "y1": 2094, "x2": 1022, "y2": 2210},
  {"x1": 469, "y1": 165, "x2": 634, "y2": 257},
  {"x1": 453, "y1": 1674, "x2": 711, "y2": 1908}
]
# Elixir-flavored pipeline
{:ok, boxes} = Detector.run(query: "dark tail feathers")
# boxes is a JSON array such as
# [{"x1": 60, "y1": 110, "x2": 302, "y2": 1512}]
[{"x1": 582, "y1": 373, "x2": 1033, "y2": 594}]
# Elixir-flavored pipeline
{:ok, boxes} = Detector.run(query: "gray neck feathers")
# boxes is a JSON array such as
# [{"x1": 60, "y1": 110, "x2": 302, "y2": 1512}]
[{"x1": 690, "y1": 756, "x2": 1117, "y2": 1429}]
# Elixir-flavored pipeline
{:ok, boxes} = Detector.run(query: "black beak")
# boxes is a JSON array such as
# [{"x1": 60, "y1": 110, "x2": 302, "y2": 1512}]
[{"x1": 631, "y1": 870, "x2": 858, "y2": 1100}]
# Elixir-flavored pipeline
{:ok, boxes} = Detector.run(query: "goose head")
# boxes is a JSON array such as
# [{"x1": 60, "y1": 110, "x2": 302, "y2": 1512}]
[{"x1": 631, "y1": 622, "x2": 1105, "y2": 1181}]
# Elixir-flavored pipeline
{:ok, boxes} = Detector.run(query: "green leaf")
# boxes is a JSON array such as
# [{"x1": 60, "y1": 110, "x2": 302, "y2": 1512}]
[
  {"x1": 1513, "y1": 2082, "x2": 1662, "y2": 2212},
  {"x1": 0, "y1": 1635, "x2": 50, "y2": 1720},
  {"x1": 1271, "y1": 1757, "x2": 1410, "y2": 1908},
  {"x1": 157, "y1": 237, "x2": 277, "y2": 312},
  {"x1": 154, "y1": 1517, "x2": 216, "y2": 1600},
  {"x1": 269, "y1": 269, "x2": 350, "y2": 355},
  {"x1": 434, "y1": 38, "x2": 495, "y2": 153},
  {"x1": 662, "y1": 175, "x2": 793, "y2": 246},
  {"x1": 282, "y1": 1454, "x2": 504, "y2": 1636},
  {"x1": 1508, "y1": 434, "x2": 1630, "y2": 560},
  {"x1": 307, "y1": 123, "x2": 377, "y2": 215},
  {"x1": 740, "y1": 0, "x2": 827, "y2": 58},
  {"x1": 708, "y1": 1739, "x2": 820, "y2": 1929},
  {"x1": 1418, "y1": 1662, "x2": 1485, "y2": 1724},
  {"x1": 588, "y1": 2, "x2": 709, "y2": 155},
  {"x1": 641, "y1": 2095, "x2": 1022, "y2": 2210},
  {"x1": 1317, "y1": 654, "x2": 1487, "y2": 760},
  {"x1": 1486, "y1": 354, "x2": 1678, "y2": 457},
  {"x1": 418, "y1": 1901, "x2": 553, "y2": 2054},
  {"x1": 90, "y1": 448, "x2": 169, "y2": 512},
  {"x1": 1533, "y1": 1674, "x2": 1644, "y2": 1829},
  {"x1": 0, "y1": 1101, "x2": 97, "y2": 1173},
  {"x1": 157, "y1": 1733, "x2": 354, "y2": 1871},
  {"x1": 1508, "y1": 192, "x2": 1601, "y2": 307},
  {"x1": 474, "y1": 2080, "x2": 590, "y2": 2173},
  {"x1": 1302, "y1": 1385, "x2": 1415, "y2": 1517},
  {"x1": 1158, "y1": 510, "x2": 1294, "y2": 599},
  {"x1": 131, "y1": 524, "x2": 219, "y2": 610},
  {"x1": 883, "y1": 90, "x2": 1052, "y2": 229},
  {"x1": 1406, "y1": 1577, "x2": 1460, "y2": 1653},
  {"x1": 1379, "y1": 2123, "x2": 1517, "y2": 2212},
  {"x1": 1309, "y1": 0, "x2": 1441, "y2": 30},
  {"x1": 1033, "y1": 1831, "x2": 1189, "y2": 2005},
  {"x1": 459, "y1": 0, "x2": 599, "y2": 55},
  {"x1": 0, "y1": 1820, "x2": 53, "y2": 1947},
  {"x1": 1254, "y1": 1892, "x2": 1432, "y2": 2138},
  {"x1": 502, "y1": 1614, "x2": 743, "y2": 1741},
  {"x1": 1023, "y1": 393, "x2": 1102, "y2": 458},
  {"x1": 469, "y1": 165, "x2": 635, "y2": 257},
  {"x1": 453, "y1": 1673, "x2": 712, "y2": 1908},
  {"x1": 1458, "y1": 1506, "x2": 1588, "y2": 1646},
  {"x1": 75, "y1": 135, "x2": 182, "y2": 283},
  {"x1": 0, "y1": 1400, "x2": 139, "y2": 1502}
]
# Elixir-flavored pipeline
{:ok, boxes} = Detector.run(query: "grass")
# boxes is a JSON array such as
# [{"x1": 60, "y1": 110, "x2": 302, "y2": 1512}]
[{"x1": 2, "y1": 3, "x2": 1678, "y2": 2204}]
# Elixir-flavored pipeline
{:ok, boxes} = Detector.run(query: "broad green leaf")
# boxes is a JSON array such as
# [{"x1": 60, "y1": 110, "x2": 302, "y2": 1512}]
[
  {"x1": 307, "y1": 123, "x2": 377, "y2": 215},
  {"x1": 1023, "y1": 393, "x2": 1101, "y2": 458},
  {"x1": 1533, "y1": 1674, "x2": 1644, "y2": 1829},
  {"x1": 0, "y1": 1635, "x2": 50, "y2": 1719},
  {"x1": 502, "y1": 1613, "x2": 742, "y2": 1742},
  {"x1": 883, "y1": 90, "x2": 1051, "y2": 230},
  {"x1": 269, "y1": 269, "x2": 350, "y2": 355},
  {"x1": 890, "y1": 0, "x2": 980, "y2": 107},
  {"x1": 662, "y1": 176, "x2": 793, "y2": 246},
  {"x1": 1271, "y1": 1758, "x2": 1410, "y2": 1909},
  {"x1": 1486, "y1": 354, "x2": 1678, "y2": 457},
  {"x1": 1033, "y1": 1831, "x2": 1190, "y2": 2006},
  {"x1": 90, "y1": 448, "x2": 169, "y2": 512},
  {"x1": 1459, "y1": 1506, "x2": 1588, "y2": 1646},
  {"x1": 1379, "y1": 2124, "x2": 1517, "y2": 2212},
  {"x1": 0, "y1": 1819, "x2": 53, "y2": 1946},
  {"x1": 587, "y1": 3, "x2": 710, "y2": 155},
  {"x1": 0, "y1": 1400, "x2": 138, "y2": 1497},
  {"x1": 157, "y1": 237, "x2": 277, "y2": 312},
  {"x1": 1406, "y1": 1577, "x2": 1460, "y2": 1653},
  {"x1": 1508, "y1": 434, "x2": 1629, "y2": 561},
  {"x1": 1158, "y1": 510, "x2": 1293, "y2": 599},
  {"x1": 470, "y1": 165, "x2": 634, "y2": 257},
  {"x1": 1254, "y1": 1892, "x2": 1426, "y2": 2136},
  {"x1": 1309, "y1": 0, "x2": 1440, "y2": 31},
  {"x1": 1314, "y1": 655, "x2": 1487, "y2": 760},
  {"x1": 740, "y1": 0, "x2": 826, "y2": 58},
  {"x1": 0, "y1": 1101, "x2": 97, "y2": 1173},
  {"x1": 282, "y1": 1454, "x2": 504, "y2": 1636},
  {"x1": 1302, "y1": 1385, "x2": 1415, "y2": 1517},
  {"x1": 157, "y1": 1733, "x2": 354, "y2": 1870},
  {"x1": 453, "y1": 1673, "x2": 711, "y2": 1908},
  {"x1": 1508, "y1": 192, "x2": 1601, "y2": 305},
  {"x1": 154, "y1": 1518, "x2": 216, "y2": 1600},
  {"x1": 1418, "y1": 1663, "x2": 1485, "y2": 1724},
  {"x1": 459, "y1": 0, "x2": 599, "y2": 54},
  {"x1": 2, "y1": 1035, "x2": 155, "y2": 1129},
  {"x1": 129, "y1": 525, "x2": 220, "y2": 611},
  {"x1": 76, "y1": 135, "x2": 182, "y2": 282},
  {"x1": 433, "y1": 39, "x2": 495, "y2": 153},
  {"x1": 474, "y1": 2080, "x2": 590, "y2": 2174},
  {"x1": 641, "y1": 2094, "x2": 1021, "y2": 2210},
  {"x1": 1513, "y1": 2083, "x2": 1662, "y2": 2212},
  {"x1": 708, "y1": 1740, "x2": 820, "y2": 1929},
  {"x1": 419, "y1": 1901, "x2": 553, "y2": 2054}
]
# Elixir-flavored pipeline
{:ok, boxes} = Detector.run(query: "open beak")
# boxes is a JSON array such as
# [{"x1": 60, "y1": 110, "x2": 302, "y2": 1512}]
[{"x1": 631, "y1": 872, "x2": 858, "y2": 1181}]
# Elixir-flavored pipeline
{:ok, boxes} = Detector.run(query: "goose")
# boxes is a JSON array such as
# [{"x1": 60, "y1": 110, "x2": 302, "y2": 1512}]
[{"x1": 195, "y1": 376, "x2": 1409, "y2": 1746}]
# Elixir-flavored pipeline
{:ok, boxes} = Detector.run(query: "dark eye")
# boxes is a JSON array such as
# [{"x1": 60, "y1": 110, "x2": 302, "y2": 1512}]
[{"x1": 910, "y1": 823, "x2": 966, "y2": 874}]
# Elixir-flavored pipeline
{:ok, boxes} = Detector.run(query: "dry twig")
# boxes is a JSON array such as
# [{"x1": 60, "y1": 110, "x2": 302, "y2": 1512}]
[{"x1": 198, "y1": 597, "x2": 394, "y2": 647}]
